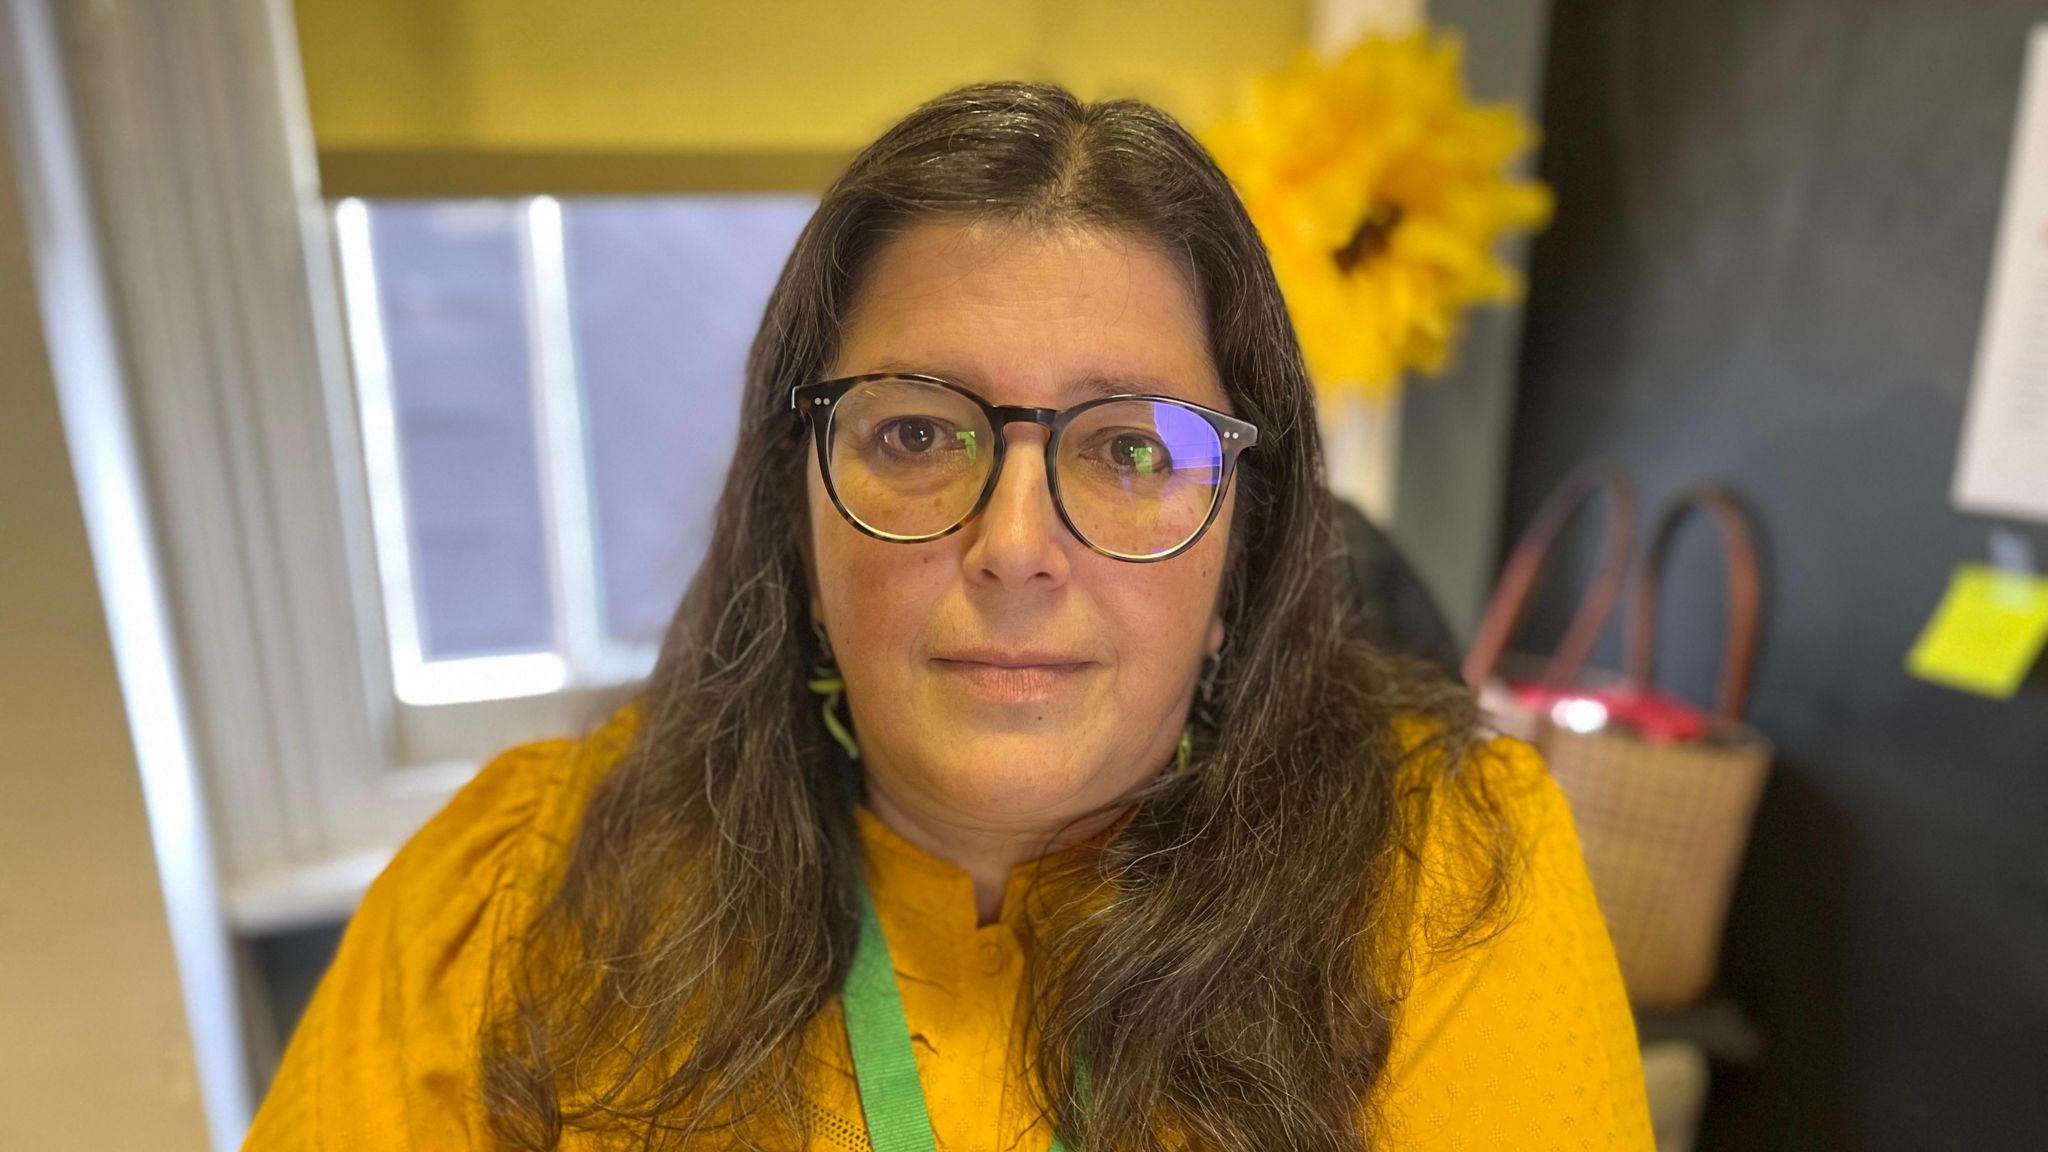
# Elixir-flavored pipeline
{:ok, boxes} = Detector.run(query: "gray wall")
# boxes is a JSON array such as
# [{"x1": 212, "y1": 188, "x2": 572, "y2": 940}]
[
  {"x1": 1507, "y1": 2, "x2": 2048, "y2": 1148},
  {"x1": 1394, "y1": 0, "x2": 1553, "y2": 639}
]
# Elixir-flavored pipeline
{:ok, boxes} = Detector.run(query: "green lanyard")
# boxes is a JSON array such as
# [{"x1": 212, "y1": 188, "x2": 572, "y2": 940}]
[{"x1": 843, "y1": 871, "x2": 1075, "y2": 1152}]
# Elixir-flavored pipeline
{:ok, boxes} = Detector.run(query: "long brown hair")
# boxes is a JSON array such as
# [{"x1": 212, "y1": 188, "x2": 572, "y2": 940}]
[{"x1": 481, "y1": 81, "x2": 1510, "y2": 1151}]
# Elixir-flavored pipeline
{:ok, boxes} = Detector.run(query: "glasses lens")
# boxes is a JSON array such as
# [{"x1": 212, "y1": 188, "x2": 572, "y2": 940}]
[
  {"x1": 1057, "y1": 400, "x2": 1226, "y2": 559},
  {"x1": 826, "y1": 379, "x2": 995, "y2": 539}
]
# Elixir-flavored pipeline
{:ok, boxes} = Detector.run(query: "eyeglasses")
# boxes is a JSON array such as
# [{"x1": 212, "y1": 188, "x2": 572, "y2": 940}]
[{"x1": 791, "y1": 373, "x2": 1259, "y2": 562}]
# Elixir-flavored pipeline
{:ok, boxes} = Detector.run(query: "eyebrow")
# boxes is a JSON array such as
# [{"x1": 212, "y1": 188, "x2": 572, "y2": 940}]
[
  {"x1": 1073, "y1": 373, "x2": 1189, "y2": 401},
  {"x1": 862, "y1": 362, "x2": 1196, "y2": 404}
]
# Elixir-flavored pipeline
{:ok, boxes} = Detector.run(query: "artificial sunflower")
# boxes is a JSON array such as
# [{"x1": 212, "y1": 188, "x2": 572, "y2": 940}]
[{"x1": 1206, "y1": 31, "x2": 1553, "y2": 402}]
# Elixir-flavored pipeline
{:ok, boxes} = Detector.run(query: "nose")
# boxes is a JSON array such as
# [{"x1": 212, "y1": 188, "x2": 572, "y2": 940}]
[{"x1": 960, "y1": 427, "x2": 1071, "y2": 589}]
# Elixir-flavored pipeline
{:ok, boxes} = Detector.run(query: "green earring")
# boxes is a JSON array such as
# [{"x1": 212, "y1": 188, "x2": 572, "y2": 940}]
[
  {"x1": 808, "y1": 622, "x2": 861, "y2": 762},
  {"x1": 1175, "y1": 647, "x2": 1224, "y2": 774}
]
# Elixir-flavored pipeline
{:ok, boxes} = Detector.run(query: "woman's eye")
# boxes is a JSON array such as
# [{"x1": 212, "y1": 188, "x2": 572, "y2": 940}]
[
  {"x1": 875, "y1": 416, "x2": 956, "y2": 458},
  {"x1": 1096, "y1": 433, "x2": 1172, "y2": 475}
]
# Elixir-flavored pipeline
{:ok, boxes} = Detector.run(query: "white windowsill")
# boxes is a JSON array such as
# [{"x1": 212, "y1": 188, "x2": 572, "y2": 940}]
[{"x1": 225, "y1": 846, "x2": 392, "y2": 935}]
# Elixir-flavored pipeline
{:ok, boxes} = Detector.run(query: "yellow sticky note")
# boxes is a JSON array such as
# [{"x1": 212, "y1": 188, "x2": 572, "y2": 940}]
[{"x1": 1906, "y1": 564, "x2": 2048, "y2": 699}]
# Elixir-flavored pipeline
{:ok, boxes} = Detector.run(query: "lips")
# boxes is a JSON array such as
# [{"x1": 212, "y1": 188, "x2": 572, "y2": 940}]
[
  {"x1": 930, "y1": 650, "x2": 1097, "y2": 703},
  {"x1": 932, "y1": 648, "x2": 1094, "y2": 668}
]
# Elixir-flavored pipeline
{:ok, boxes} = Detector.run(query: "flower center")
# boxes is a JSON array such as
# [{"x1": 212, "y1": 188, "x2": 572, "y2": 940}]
[{"x1": 1332, "y1": 203, "x2": 1404, "y2": 274}]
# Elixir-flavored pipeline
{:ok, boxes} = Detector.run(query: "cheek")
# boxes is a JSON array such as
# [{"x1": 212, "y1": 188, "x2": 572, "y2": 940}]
[
  {"x1": 1099, "y1": 528, "x2": 1229, "y2": 675},
  {"x1": 809, "y1": 470, "x2": 944, "y2": 670}
]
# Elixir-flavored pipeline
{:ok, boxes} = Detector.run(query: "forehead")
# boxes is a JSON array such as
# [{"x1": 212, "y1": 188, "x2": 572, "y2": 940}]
[{"x1": 833, "y1": 220, "x2": 1227, "y2": 410}]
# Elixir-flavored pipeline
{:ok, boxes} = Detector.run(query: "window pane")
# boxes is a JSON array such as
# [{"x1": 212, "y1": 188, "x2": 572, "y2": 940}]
[
  {"x1": 563, "y1": 197, "x2": 815, "y2": 647},
  {"x1": 367, "y1": 201, "x2": 555, "y2": 660}
]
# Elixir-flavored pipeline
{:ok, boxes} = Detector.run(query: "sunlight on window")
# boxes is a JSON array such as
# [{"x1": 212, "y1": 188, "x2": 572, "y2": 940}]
[{"x1": 333, "y1": 194, "x2": 814, "y2": 705}]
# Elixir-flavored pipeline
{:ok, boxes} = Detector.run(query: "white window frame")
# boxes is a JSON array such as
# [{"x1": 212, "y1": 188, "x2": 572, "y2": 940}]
[
  {"x1": 0, "y1": 0, "x2": 635, "y2": 944},
  {"x1": 332, "y1": 195, "x2": 662, "y2": 711},
  {"x1": 2, "y1": 1, "x2": 254, "y2": 1144}
]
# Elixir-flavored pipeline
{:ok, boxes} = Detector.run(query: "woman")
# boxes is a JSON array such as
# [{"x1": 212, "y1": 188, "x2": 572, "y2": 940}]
[{"x1": 247, "y1": 83, "x2": 1650, "y2": 1150}]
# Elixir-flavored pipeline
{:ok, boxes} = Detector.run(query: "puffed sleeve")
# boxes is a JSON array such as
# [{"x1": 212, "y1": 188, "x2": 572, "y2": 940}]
[
  {"x1": 242, "y1": 735, "x2": 577, "y2": 1151},
  {"x1": 1376, "y1": 737, "x2": 1655, "y2": 1151}
]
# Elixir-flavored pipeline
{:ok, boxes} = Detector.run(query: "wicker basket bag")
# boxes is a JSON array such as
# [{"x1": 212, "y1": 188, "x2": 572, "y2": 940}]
[{"x1": 1469, "y1": 472, "x2": 1773, "y2": 1012}]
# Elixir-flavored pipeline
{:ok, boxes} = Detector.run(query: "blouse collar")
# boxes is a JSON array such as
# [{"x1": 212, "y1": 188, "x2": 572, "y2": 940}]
[{"x1": 851, "y1": 802, "x2": 1132, "y2": 976}]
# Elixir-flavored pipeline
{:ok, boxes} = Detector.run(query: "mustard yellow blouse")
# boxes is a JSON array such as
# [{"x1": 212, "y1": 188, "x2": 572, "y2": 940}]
[{"x1": 244, "y1": 709, "x2": 1652, "y2": 1150}]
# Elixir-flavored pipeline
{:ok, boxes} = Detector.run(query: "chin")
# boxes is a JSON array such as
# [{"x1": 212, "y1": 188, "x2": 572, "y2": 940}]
[{"x1": 913, "y1": 736, "x2": 1102, "y2": 819}]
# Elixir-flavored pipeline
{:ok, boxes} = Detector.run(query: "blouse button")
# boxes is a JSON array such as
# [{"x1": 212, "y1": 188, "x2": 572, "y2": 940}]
[{"x1": 978, "y1": 939, "x2": 1009, "y2": 975}]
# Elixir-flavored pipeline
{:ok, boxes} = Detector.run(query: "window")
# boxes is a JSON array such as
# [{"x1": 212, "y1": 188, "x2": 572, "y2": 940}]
[{"x1": 333, "y1": 195, "x2": 814, "y2": 707}]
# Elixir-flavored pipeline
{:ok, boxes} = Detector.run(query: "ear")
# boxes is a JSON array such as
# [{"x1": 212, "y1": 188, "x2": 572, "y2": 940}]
[{"x1": 1205, "y1": 613, "x2": 1225, "y2": 658}]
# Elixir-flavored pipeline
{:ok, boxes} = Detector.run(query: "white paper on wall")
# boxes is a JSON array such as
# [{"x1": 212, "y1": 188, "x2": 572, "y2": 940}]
[{"x1": 1954, "y1": 24, "x2": 2048, "y2": 524}]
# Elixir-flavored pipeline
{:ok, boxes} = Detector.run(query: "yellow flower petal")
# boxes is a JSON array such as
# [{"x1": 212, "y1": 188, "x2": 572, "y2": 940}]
[{"x1": 1206, "y1": 28, "x2": 1552, "y2": 396}]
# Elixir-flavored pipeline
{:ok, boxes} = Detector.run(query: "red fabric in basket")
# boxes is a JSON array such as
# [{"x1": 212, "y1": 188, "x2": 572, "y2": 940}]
[{"x1": 1507, "y1": 681, "x2": 1711, "y2": 743}]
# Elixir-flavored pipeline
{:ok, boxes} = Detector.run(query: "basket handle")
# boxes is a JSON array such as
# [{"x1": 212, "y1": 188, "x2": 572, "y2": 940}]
[
  {"x1": 1624, "y1": 483, "x2": 1763, "y2": 722},
  {"x1": 1463, "y1": 460, "x2": 1639, "y2": 690}
]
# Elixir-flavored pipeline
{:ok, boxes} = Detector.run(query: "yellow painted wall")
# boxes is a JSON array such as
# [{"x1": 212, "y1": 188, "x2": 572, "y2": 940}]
[
  {"x1": 292, "y1": 0, "x2": 1306, "y2": 192},
  {"x1": 0, "y1": 105, "x2": 211, "y2": 1152}
]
